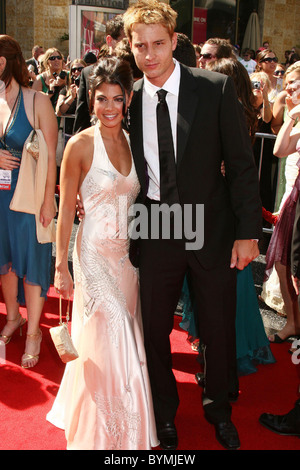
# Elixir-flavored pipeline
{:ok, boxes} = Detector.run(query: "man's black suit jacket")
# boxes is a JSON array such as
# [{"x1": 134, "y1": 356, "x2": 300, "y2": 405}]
[
  {"x1": 73, "y1": 64, "x2": 95, "y2": 134},
  {"x1": 128, "y1": 63, "x2": 262, "y2": 270}
]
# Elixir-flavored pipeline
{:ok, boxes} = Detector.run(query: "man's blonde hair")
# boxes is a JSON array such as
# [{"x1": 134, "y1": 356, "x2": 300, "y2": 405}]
[{"x1": 123, "y1": 0, "x2": 178, "y2": 41}]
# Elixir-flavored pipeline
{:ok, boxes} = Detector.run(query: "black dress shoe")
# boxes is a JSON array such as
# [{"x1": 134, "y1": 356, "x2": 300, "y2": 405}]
[
  {"x1": 228, "y1": 391, "x2": 240, "y2": 402},
  {"x1": 195, "y1": 372, "x2": 239, "y2": 402},
  {"x1": 157, "y1": 422, "x2": 178, "y2": 450},
  {"x1": 214, "y1": 421, "x2": 240, "y2": 450},
  {"x1": 259, "y1": 410, "x2": 300, "y2": 437}
]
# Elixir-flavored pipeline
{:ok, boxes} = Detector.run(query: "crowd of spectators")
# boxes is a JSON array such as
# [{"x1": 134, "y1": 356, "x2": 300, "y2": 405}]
[
  {"x1": 22, "y1": 15, "x2": 300, "y2": 360},
  {"x1": 1, "y1": 7, "x2": 300, "y2": 447}
]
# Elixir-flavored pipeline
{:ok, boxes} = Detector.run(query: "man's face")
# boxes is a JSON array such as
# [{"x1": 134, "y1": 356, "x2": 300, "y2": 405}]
[
  {"x1": 198, "y1": 44, "x2": 217, "y2": 69},
  {"x1": 243, "y1": 52, "x2": 251, "y2": 62},
  {"x1": 106, "y1": 30, "x2": 126, "y2": 51},
  {"x1": 130, "y1": 23, "x2": 177, "y2": 88},
  {"x1": 34, "y1": 47, "x2": 44, "y2": 59}
]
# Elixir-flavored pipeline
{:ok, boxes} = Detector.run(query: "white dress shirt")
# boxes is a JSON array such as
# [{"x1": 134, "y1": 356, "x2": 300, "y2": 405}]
[{"x1": 142, "y1": 59, "x2": 180, "y2": 200}]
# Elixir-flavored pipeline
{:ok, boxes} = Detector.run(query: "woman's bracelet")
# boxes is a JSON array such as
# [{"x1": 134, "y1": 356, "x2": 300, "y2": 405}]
[{"x1": 61, "y1": 96, "x2": 74, "y2": 109}]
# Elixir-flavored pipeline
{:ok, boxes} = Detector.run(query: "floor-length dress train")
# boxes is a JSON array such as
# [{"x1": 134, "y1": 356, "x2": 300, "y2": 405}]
[{"x1": 47, "y1": 126, "x2": 158, "y2": 450}]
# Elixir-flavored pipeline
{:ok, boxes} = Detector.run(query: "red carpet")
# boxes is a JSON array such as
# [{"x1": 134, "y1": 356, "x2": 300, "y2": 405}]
[{"x1": 0, "y1": 286, "x2": 299, "y2": 451}]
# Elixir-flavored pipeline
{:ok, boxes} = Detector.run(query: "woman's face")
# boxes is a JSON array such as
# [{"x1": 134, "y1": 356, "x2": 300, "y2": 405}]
[
  {"x1": 259, "y1": 52, "x2": 278, "y2": 75},
  {"x1": 274, "y1": 65, "x2": 285, "y2": 79},
  {"x1": 71, "y1": 62, "x2": 84, "y2": 80},
  {"x1": 94, "y1": 82, "x2": 132, "y2": 129},
  {"x1": 285, "y1": 70, "x2": 300, "y2": 104},
  {"x1": 252, "y1": 81, "x2": 263, "y2": 107},
  {"x1": 47, "y1": 51, "x2": 63, "y2": 74}
]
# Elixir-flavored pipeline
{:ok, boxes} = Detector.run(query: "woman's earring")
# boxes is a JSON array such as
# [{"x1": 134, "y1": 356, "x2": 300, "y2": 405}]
[{"x1": 126, "y1": 108, "x2": 130, "y2": 128}]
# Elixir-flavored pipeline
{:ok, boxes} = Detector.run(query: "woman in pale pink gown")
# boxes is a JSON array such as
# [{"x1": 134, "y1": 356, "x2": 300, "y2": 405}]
[{"x1": 47, "y1": 57, "x2": 158, "y2": 450}]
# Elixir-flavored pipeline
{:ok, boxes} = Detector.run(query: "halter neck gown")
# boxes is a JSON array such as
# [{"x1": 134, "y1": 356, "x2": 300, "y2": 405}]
[{"x1": 47, "y1": 125, "x2": 158, "y2": 450}]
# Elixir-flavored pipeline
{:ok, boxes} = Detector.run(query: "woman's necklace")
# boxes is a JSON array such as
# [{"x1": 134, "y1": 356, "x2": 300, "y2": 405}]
[{"x1": 0, "y1": 85, "x2": 21, "y2": 148}]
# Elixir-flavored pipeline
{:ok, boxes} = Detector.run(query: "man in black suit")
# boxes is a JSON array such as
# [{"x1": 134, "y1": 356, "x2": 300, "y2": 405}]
[
  {"x1": 259, "y1": 193, "x2": 300, "y2": 438},
  {"x1": 73, "y1": 14, "x2": 125, "y2": 133},
  {"x1": 123, "y1": 0, "x2": 262, "y2": 450},
  {"x1": 26, "y1": 45, "x2": 44, "y2": 75}
]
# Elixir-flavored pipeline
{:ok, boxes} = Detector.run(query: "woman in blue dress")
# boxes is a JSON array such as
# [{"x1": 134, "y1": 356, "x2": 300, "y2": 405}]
[
  {"x1": 0, "y1": 35, "x2": 57, "y2": 368},
  {"x1": 179, "y1": 266, "x2": 276, "y2": 376}
]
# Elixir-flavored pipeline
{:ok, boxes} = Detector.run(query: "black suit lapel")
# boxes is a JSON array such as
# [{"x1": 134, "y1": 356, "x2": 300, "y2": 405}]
[
  {"x1": 176, "y1": 65, "x2": 199, "y2": 171},
  {"x1": 130, "y1": 68, "x2": 199, "y2": 191},
  {"x1": 129, "y1": 79, "x2": 148, "y2": 196}
]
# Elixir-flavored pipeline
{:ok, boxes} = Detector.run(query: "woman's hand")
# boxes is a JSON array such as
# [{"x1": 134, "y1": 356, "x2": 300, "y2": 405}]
[
  {"x1": 55, "y1": 75, "x2": 67, "y2": 89},
  {"x1": 40, "y1": 200, "x2": 56, "y2": 227},
  {"x1": 69, "y1": 83, "x2": 77, "y2": 99},
  {"x1": 288, "y1": 102, "x2": 300, "y2": 120},
  {"x1": 0, "y1": 149, "x2": 20, "y2": 170},
  {"x1": 48, "y1": 77, "x2": 57, "y2": 93},
  {"x1": 54, "y1": 267, "x2": 74, "y2": 299}
]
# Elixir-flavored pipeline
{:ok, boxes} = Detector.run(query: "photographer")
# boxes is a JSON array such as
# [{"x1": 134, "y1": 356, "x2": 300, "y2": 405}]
[
  {"x1": 251, "y1": 71, "x2": 276, "y2": 214},
  {"x1": 32, "y1": 47, "x2": 67, "y2": 112},
  {"x1": 56, "y1": 59, "x2": 86, "y2": 140},
  {"x1": 250, "y1": 71, "x2": 273, "y2": 123}
]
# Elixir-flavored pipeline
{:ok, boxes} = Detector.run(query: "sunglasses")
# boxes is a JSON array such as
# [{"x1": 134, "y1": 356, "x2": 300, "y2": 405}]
[
  {"x1": 260, "y1": 57, "x2": 278, "y2": 63},
  {"x1": 199, "y1": 53, "x2": 215, "y2": 60},
  {"x1": 274, "y1": 70, "x2": 285, "y2": 76},
  {"x1": 71, "y1": 67, "x2": 84, "y2": 73},
  {"x1": 48, "y1": 55, "x2": 62, "y2": 61}
]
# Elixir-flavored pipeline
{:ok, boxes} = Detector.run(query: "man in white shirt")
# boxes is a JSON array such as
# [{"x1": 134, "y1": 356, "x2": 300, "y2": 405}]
[
  {"x1": 124, "y1": 0, "x2": 262, "y2": 451},
  {"x1": 240, "y1": 48, "x2": 257, "y2": 74}
]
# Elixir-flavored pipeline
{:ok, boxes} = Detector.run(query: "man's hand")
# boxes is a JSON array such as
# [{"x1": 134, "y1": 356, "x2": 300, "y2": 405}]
[
  {"x1": 292, "y1": 275, "x2": 300, "y2": 296},
  {"x1": 230, "y1": 239, "x2": 259, "y2": 270},
  {"x1": 76, "y1": 195, "x2": 85, "y2": 221}
]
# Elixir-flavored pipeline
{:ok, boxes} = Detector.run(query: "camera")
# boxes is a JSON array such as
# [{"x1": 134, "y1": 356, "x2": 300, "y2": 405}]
[
  {"x1": 53, "y1": 71, "x2": 67, "y2": 80},
  {"x1": 251, "y1": 81, "x2": 261, "y2": 90},
  {"x1": 59, "y1": 70, "x2": 67, "y2": 80}
]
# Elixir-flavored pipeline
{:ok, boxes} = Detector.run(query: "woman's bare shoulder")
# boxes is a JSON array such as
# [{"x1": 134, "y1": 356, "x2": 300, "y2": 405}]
[
  {"x1": 64, "y1": 126, "x2": 95, "y2": 157},
  {"x1": 68, "y1": 126, "x2": 94, "y2": 146}
]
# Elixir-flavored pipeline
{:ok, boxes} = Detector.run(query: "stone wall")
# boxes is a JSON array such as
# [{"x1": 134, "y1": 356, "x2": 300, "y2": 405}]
[
  {"x1": 6, "y1": 0, "x2": 70, "y2": 60},
  {"x1": 261, "y1": 0, "x2": 300, "y2": 63},
  {"x1": 5, "y1": 0, "x2": 300, "y2": 63}
]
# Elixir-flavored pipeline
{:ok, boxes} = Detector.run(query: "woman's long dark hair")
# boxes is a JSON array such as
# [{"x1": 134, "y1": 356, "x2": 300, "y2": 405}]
[
  {"x1": 89, "y1": 56, "x2": 134, "y2": 116},
  {"x1": 207, "y1": 57, "x2": 258, "y2": 140},
  {"x1": 0, "y1": 35, "x2": 30, "y2": 88}
]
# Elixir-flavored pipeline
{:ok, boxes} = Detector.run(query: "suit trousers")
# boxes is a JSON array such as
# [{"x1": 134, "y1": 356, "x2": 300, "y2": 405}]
[{"x1": 138, "y1": 199, "x2": 238, "y2": 425}]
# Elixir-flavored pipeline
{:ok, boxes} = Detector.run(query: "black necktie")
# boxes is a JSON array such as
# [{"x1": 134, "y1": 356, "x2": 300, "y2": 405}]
[{"x1": 156, "y1": 89, "x2": 179, "y2": 206}]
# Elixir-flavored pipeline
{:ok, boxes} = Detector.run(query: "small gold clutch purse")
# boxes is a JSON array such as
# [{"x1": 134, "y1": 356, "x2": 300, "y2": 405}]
[
  {"x1": 25, "y1": 130, "x2": 39, "y2": 160},
  {"x1": 50, "y1": 296, "x2": 79, "y2": 363}
]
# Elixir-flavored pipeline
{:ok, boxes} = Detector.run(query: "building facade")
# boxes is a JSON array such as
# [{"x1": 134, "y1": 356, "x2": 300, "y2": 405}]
[{"x1": 1, "y1": 0, "x2": 299, "y2": 63}]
